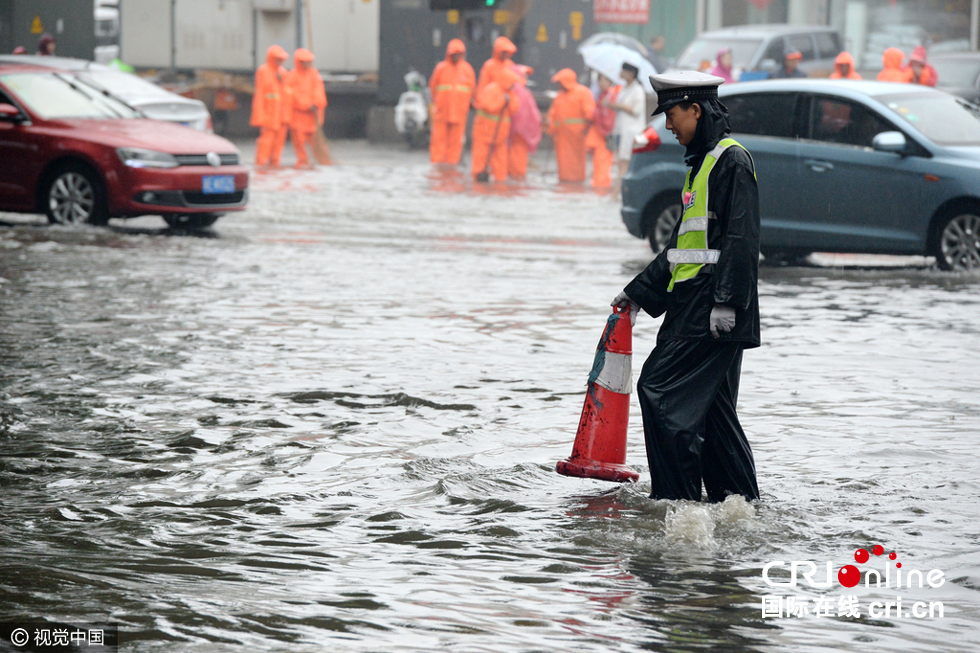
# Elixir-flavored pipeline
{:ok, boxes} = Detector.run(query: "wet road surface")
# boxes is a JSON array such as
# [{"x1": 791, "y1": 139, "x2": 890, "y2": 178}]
[{"x1": 1, "y1": 140, "x2": 979, "y2": 652}]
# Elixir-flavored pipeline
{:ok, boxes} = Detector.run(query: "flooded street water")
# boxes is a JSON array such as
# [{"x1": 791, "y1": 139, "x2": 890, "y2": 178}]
[{"x1": 1, "y1": 141, "x2": 979, "y2": 652}]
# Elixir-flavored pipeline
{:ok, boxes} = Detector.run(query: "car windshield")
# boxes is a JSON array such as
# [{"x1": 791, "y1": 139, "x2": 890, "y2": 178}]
[
  {"x1": 675, "y1": 37, "x2": 763, "y2": 71},
  {"x1": 78, "y1": 69, "x2": 173, "y2": 100},
  {"x1": 930, "y1": 58, "x2": 980, "y2": 88},
  {"x1": 0, "y1": 72, "x2": 140, "y2": 120},
  {"x1": 879, "y1": 92, "x2": 980, "y2": 145}
]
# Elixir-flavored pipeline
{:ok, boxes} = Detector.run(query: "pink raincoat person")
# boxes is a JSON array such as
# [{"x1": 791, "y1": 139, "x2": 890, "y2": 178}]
[
  {"x1": 709, "y1": 47, "x2": 736, "y2": 84},
  {"x1": 507, "y1": 64, "x2": 542, "y2": 181}
]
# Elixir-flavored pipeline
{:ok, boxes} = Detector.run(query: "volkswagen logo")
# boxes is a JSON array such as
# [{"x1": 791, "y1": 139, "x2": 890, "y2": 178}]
[{"x1": 206, "y1": 151, "x2": 222, "y2": 167}]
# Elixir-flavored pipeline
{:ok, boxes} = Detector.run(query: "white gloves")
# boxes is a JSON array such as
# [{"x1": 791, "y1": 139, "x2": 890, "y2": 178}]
[
  {"x1": 709, "y1": 305, "x2": 736, "y2": 338},
  {"x1": 611, "y1": 291, "x2": 639, "y2": 326}
]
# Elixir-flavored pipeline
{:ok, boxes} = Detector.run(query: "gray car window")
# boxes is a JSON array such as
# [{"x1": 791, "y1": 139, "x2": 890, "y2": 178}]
[
  {"x1": 814, "y1": 32, "x2": 841, "y2": 59},
  {"x1": 786, "y1": 34, "x2": 816, "y2": 61},
  {"x1": 762, "y1": 38, "x2": 785, "y2": 63},
  {"x1": 809, "y1": 96, "x2": 893, "y2": 148},
  {"x1": 726, "y1": 93, "x2": 799, "y2": 138}
]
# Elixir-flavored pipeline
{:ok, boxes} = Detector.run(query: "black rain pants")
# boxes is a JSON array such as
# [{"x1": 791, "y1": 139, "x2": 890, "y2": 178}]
[{"x1": 638, "y1": 338, "x2": 760, "y2": 502}]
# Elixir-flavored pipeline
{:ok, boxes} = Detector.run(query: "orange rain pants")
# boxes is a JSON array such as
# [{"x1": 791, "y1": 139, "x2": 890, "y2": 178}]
[
  {"x1": 586, "y1": 127, "x2": 613, "y2": 188},
  {"x1": 257, "y1": 127, "x2": 289, "y2": 167},
  {"x1": 508, "y1": 134, "x2": 530, "y2": 180},
  {"x1": 431, "y1": 121, "x2": 467, "y2": 165},
  {"x1": 291, "y1": 129, "x2": 314, "y2": 167}
]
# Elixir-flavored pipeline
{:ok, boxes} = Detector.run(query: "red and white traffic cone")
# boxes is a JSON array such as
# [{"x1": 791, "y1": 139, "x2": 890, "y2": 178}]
[{"x1": 556, "y1": 304, "x2": 640, "y2": 483}]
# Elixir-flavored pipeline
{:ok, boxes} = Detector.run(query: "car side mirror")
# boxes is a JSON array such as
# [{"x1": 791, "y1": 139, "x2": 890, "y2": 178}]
[
  {"x1": 0, "y1": 103, "x2": 22, "y2": 122},
  {"x1": 759, "y1": 58, "x2": 779, "y2": 73},
  {"x1": 872, "y1": 131, "x2": 907, "y2": 154}
]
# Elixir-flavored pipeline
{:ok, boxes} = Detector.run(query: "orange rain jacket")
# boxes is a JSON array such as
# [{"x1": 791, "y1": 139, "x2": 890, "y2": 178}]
[
  {"x1": 477, "y1": 36, "x2": 517, "y2": 93},
  {"x1": 547, "y1": 69, "x2": 595, "y2": 183},
  {"x1": 473, "y1": 67, "x2": 520, "y2": 145},
  {"x1": 429, "y1": 39, "x2": 476, "y2": 125},
  {"x1": 830, "y1": 51, "x2": 862, "y2": 80},
  {"x1": 287, "y1": 48, "x2": 327, "y2": 133},
  {"x1": 251, "y1": 45, "x2": 290, "y2": 130},
  {"x1": 877, "y1": 47, "x2": 912, "y2": 83}
]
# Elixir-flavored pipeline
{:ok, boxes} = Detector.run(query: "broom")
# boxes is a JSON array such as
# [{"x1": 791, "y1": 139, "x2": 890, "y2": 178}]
[{"x1": 476, "y1": 96, "x2": 509, "y2": 183}]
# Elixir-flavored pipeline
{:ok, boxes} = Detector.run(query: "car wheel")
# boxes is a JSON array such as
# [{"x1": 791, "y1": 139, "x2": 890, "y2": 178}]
[
  {"x1": 932, "y1": 211, "x2": 980, "y2": 271},
  {"x1": 645, "y1": 195, "x2": 682, "y2": 254},
  {"x1": 45, "y1": 164, "x2": 108, "y2": 226},
  {"x1": 164, "y1": 214, "x2": 220, "y2": 230}
]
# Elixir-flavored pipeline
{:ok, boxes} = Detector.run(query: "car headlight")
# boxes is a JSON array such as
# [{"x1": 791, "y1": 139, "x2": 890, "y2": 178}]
[{"x1": 116, "y1": 147, "x2": 179, "y2": 169}]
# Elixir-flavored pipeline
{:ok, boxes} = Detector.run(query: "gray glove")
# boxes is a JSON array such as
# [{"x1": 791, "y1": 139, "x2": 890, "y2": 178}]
[
  {"x1": 611, "y1": 290, "x2": 639, "y2": 326},
  {"x1": 709, "y1": 304, "x2": 736, "y2": 338}
]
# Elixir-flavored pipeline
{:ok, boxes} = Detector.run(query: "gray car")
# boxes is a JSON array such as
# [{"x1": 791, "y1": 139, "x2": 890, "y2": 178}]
[
  {"x1": 931, "y1": 51, "x2": 980, "y2": 104},
  {"x1": 672, "y1": 24, "x2": 843, "y2": 79},
  {"x1": 621, "y1": 79, "x2": 980, "y2": 271}
]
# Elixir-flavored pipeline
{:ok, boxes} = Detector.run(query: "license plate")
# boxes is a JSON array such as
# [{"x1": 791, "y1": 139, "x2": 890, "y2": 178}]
[{"x1": 202, "y1": 175, "x2": 235, "y2": 194}]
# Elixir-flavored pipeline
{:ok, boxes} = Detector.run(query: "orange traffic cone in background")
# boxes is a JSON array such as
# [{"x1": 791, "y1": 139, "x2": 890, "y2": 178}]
[{"x1": 556, "y1": 304, "x2": 640, "y2": 483}]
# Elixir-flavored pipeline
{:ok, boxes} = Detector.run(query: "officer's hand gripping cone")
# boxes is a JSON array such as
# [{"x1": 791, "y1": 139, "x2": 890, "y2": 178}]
[{"x1": 556, "y1": 304, "x2": 639, "y2": 483}]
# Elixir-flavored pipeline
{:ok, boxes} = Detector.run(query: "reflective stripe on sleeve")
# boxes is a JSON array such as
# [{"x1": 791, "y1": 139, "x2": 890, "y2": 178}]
[
  {"x1": 677, "y1": 216, "x2": 708, "y2": 236},
  {"x1": 666, "y1": 248, "x2": 721, "y2": 264},
  {"x1": 595, "y1": 352, "x2": 632, "y2": 395}
]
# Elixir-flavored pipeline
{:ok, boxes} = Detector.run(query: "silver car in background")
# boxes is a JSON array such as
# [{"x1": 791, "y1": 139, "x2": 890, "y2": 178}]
[
  {"x1": 622, "y1": 80, "x2": 980, "y2": 271},
  {"x1": 0, "y1": 55, "x2": 211, "y2": 131}
]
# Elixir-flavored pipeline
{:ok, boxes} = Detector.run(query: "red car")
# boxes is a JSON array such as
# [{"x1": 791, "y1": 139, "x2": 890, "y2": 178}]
[{"x1": 0, "y1": 63, "x2": 248, "y2": 229}]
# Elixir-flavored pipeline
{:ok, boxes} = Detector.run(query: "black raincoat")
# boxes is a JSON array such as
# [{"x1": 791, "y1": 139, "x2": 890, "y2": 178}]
[{"x1": 622, "y1": 98, "x2": 761, "y2": 503}]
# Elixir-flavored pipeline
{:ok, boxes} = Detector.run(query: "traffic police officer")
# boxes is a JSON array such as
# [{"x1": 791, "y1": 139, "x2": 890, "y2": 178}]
[{"x1": 613, "y1": 71, "x2": 762, "y2": 503}]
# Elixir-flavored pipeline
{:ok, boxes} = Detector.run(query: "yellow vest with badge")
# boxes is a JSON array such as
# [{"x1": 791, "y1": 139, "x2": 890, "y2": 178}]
[{"x1": 667, "y1": 137, "x2": 754, "y2": 291}]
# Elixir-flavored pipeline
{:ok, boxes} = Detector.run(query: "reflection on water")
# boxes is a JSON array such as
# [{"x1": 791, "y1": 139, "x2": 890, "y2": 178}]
[{"x1": 0, "y1": 142, "x2": 979, "y2": 652}]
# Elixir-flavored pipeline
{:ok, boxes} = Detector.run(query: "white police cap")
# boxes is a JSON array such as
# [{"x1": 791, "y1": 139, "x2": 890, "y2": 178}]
[{"x1": 650, "y1": 71, "x2": 726, "y2": 115}]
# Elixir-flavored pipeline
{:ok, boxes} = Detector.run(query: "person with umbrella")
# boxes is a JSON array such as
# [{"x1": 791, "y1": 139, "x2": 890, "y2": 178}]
[{"x1": 611, "y1": 71, "x2": 762, "y2": 503}]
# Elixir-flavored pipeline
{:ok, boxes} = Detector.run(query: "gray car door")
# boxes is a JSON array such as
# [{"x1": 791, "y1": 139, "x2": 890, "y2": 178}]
[
  {"x1": 724, "y1": 91, "x2": 805, "y2": 250},
  {"x1": 794, "y1": 94, "x2": 930, "y2": 254}
]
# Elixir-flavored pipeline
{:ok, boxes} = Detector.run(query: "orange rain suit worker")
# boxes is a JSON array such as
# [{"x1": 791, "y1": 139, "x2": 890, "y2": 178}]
[
  {"x1": 471, "y1": 68, "x2": 520, "y2": 181},
  {"x1": 251, "y1": 45, "x2": 291, "y2": 167},
  {"x1": 429, "y1": 39, "x2": 475, "y2": 166},
  {"x1": 287, "y1": 48, "x2": 327, "y2": 168},
  {"x1": 830, "y1": 51, "x2": 862, "y2": 80},
  {"x1": 477, "y1": 36, "x2": 517, "y2": 93},
  {"x1": 877, "y1": 47, "x2": 912, "y2": 83},
  {"x1": 547, "y1": 69, "x2": 595, "y2": 183},
  {"x1": 586, "y1": 77, "x2": 619, "y2": 188}
]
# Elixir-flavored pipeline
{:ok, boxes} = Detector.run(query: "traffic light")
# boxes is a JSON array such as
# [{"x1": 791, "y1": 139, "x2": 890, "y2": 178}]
[{"x1": 429, "y1": 0, "x2": 497, "y2": 10}]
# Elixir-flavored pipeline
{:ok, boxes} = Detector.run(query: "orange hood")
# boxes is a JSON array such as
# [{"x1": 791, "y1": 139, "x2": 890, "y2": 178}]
[
  {"x1": 446, "y1": 38, "x2": 465, "y2": 59},
  {"x1": 266, "y1": 45, "x2": 288, "y2": 66},
  {"x1": 551, "y1": 68, "x2": 578, "y2": 91},
  {"x1": 835, "y1": 51, "x2": 855, "y2": 70},
  {"x1": 910, "y1": 45, "x2": 928, "y2": 64},
  {"x1": 494, "y1": 67, "x2": 520, "y2": 91},
  {"x1": 294, "y1": 48, "x2": 315, "y2": 63},
  {"x1": 882, "y1": 47, "x2": 904, "y2": 70},
  {"x1": 492, "y1": 36, "x2": 517, "y2": 61}
]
